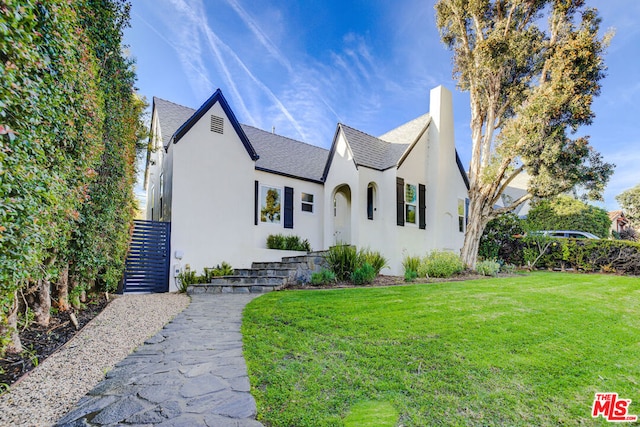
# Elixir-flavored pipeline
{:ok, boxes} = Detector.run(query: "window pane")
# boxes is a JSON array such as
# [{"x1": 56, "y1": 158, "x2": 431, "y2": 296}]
[
  {"x1": 405, "y1": 184, "x2": 416, "y2": 204},
  {"x1": 302, "y1": 203, "x2": 313, "y2": 213},
  {"x1": 302, "y1": 193, "x2": 314, "y2": 203},
  {"x1": 406, "y1": 205, "x2": 416, "y2": 224},
  {"x1": 261, "y1": 186, "x2": 282, "y2": 223}
]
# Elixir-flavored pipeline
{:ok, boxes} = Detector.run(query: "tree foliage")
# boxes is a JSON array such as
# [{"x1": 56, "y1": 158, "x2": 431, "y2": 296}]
[
  {"x1": 616, "y1": 184, "x2": 640, "y2": 228},
  {"x1": 0, "y1": 0, "x2": 143, "y2": 354},
  {"x1": 526, "y1": 195, "x2": 611, "y2": 238},
  {"x1": 435, "y1": 0, "x2": 614, "y2": 266}
]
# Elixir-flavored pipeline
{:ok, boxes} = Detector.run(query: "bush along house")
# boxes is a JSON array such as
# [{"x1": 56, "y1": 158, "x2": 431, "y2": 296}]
[{"x1": 144, "y1": 85, "x2": 470, "y2": 291}]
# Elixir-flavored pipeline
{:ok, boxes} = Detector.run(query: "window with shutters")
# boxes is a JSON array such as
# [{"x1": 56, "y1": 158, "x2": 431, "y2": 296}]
[
  {"x1": 301, "y1": 193, "x2": 314, "y2": 213},
  {"x1": 405, "y1": 183, "x2": 417, "y2": 225},
  {"x1": 260, "y1": 185, "x2": 282, "y2": 224}
]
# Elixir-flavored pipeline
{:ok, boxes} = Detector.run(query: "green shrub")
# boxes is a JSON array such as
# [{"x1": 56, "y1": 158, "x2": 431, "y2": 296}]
[
  {"x1": 358, "y1": 249, "x2": 388, "y2": 275},
  {"x1": 310, "y1": 269, "x2": 336, "y2": 286},
  {"x1": 177, "y1": 265, "x2": 200, "y2": 292},
  {"x1": 404, "y1": 269, "x2": 418, "y2": 282},
  {"x1": 204, "y1": 261, "x2": 234, "y2": 280},
  {"x1": 266, "y1": 234, "x2": 311, "y2": 251},
  {"x1": 326, "y1": 246, "x2": 387, "y2": 282},
  {"x1": 266, "y1": 234, "x2": 285, "y2": 250},
  {"x1": 326, "y1": 245, "x2": 359, "y2": 281},
  {"x1": 402, "y1": 255, "x2": 421, "y2": 274},
  {"x1": 479, "y1": 213, "x2": 525, "y2": 265},
  {"x1": 500, "y1": 263, "x2": 518, "y2": 274},
  {"x1": 520, "y1": 238, "x2": 640, "y2": 274},
  {"x1": 351, "y1": 263, "x2": 376, "y2": 285},
  {"x1": 476, "y1": 259, "x2": 501, "y2": 276},
  {"x1": 418, "y1": 251, "x2": 464, "y2": 278}
]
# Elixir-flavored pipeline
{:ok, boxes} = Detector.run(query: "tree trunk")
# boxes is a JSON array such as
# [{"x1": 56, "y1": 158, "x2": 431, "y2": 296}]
[
  {"x1": 460, "y1": 194, "x2": 490, "y2": 269},
  {"x1": 56, "y1": 264, "x2": 70, "y2": 312},
  {"x1": 1, "y1": 291, "x2": 23, "y2": 354},
  {"x1": 33, "y1": 278, "x2": 51, "y2": 327},
  {"x1": 70, "y1": 276, "x2": 82, "y2": 310}
]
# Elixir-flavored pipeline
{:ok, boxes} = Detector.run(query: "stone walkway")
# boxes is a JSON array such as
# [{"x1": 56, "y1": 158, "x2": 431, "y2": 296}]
[{"x1": 55, "y1": 294, "x2": 264, "y2": 427}]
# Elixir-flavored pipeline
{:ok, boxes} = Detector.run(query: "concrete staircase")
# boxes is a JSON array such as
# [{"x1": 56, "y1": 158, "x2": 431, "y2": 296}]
[{"x1": 187, "y1": 251, "x2": 329, "y2": 295}]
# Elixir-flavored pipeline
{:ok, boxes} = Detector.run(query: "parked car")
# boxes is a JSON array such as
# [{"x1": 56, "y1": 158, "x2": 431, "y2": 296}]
[{"x1": 537, "y1": 230, "x2": 600, "y2": 240}]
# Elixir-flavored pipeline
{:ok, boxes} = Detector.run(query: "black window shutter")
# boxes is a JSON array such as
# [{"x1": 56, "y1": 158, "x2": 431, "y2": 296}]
[
  {"x1": 284, "y1": 186, "x2": 294, "y2": 229},
  {"x1": 254, "y1": 181, "x2": 259, "y2": 225},
  {"x1": 396, "y1": 177, "x2": 404, "y2": 226},
  {"x1": 465, "y1": 197, "x2": 470, "y2": 226},
  {"x1": 367, "y1": 186, "x2": 374, "y2": 220},
  {"x1": 419, "y1": 184, "x2": 426, "y2": 229}
]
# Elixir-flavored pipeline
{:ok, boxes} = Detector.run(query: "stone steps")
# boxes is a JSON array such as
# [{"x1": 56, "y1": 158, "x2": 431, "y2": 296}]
[{"x1": 187, "y1": 251, "x2": 330, "y2": 295}]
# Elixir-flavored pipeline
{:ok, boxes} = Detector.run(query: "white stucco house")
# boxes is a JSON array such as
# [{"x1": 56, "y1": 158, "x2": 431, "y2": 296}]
[{"x1": 145, "y1": 85, "x2": 470, "y2": 291}]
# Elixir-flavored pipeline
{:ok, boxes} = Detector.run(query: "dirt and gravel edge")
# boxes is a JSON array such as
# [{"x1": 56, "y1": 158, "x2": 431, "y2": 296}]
[{"x1": 0, "y1": 292, "x2": 190, "y2": 427}]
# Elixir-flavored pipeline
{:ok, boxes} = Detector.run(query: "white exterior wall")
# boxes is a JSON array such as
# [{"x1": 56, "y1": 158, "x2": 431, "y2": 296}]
[
  {"x1": 427, "y1": 85, "x2": 465, "y2": 252},
  {"x1": 169, "y1": 102, "x2": 256, "y2": 291},
  {"x1": 323, "y1": 130, "x2": 359, "y2": 247},
  {"x1": 396, "y1": 131, "x2": 433, "y2": 269},
  {"x1": 253, "y1": 170, "x2": 324, "y2": 252},
  {"x1": 145, "y1": 112, "x2": 163, "y2": 221},
  {"x1": 355, "y1": 166, "x2": 398, "y2": 275}
]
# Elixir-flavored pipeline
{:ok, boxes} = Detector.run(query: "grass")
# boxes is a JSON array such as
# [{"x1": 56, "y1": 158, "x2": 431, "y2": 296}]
[{"x1": 242, "y1": 272, "x2": 640, "y2": 426}]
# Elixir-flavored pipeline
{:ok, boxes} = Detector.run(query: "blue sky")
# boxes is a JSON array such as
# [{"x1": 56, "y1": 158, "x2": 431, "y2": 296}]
[{"x1": 125, "y1": 0, "x2": 640, "y2": 211}]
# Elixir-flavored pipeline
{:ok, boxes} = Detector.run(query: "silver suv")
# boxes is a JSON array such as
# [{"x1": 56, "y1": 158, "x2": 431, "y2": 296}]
[{"x1": 539, "y1": 230, "x2": 600, "y2": 239}]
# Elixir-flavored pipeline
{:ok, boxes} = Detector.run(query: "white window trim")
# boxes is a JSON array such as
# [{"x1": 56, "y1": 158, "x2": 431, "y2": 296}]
[
  {"x1": 301, "y1": 192, "x2": 314, "y2": 214},
  {"x1": 458, "y1": 198, "x2": 465, "y2": 233},
  {"x1": 405, "y1": 182, "x2": 418, "y2": 227},
  {"x1": 260, "y1": 184, "x2": 283, "y2": 226}
]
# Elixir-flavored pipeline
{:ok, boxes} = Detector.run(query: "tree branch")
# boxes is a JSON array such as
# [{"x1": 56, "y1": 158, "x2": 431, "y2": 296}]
[{"x1": 492, "y1": 192, "x2": 533, "y2": 216}]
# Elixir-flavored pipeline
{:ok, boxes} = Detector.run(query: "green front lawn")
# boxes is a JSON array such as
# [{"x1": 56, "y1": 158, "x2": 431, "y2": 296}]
[{"x1": 242, "y1": 272, "x2": 640, "y2": 426}]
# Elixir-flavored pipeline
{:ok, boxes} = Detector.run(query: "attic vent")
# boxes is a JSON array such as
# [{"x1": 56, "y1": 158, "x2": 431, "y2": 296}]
[{"x1": 210, "y1": 115, "x2": 224, "y2": 134}]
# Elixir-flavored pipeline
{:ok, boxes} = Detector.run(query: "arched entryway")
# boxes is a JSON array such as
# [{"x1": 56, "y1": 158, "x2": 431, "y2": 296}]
[{"x1": 332, "y1": 184, "x2": 351, "y2": 245}]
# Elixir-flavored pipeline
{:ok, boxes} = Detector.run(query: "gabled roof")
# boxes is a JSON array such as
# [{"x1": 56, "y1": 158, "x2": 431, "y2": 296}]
[
  {"x1": 151, "y1": 94, "x2": 328, "y2": 182},
  {"x1": 171, "y1": 89, "x2": 258, "y2": 160},
  {"x1": 608, "y1": 210, "x2": 628, "y2": 222},
  {"x1": 242, "y1": 124, "x2": 328, "y2": 183},
  {"x1": 340, "y1": 124, "x2": 410, "y2": 171},
  {"x1": 379, "y1": 113, "x2": 430, "y2": 144},
  {"x1": 152, "y1": 97, "x2": 195, "y2": 147}
]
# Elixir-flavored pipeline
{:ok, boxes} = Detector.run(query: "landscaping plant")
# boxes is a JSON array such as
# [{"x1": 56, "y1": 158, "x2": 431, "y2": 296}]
[
  {"x1": 475, "y1": 259, "x2": 501, "y2": 276},
  {"x1": 266, "y1": 234, "x2": 312, "y2": 252},
  {"x1": 417, "y1": 250, "x2": 464, "y2": 278},
  {"x1": 350, "y1": 263, "x2": 376, "y2": 285},
  {"x1": 310, "y1": 269, "x2": 336, "y2": 286},
  {"x1": 326, "y1": 245, "x2": 387, "y2": 282}
]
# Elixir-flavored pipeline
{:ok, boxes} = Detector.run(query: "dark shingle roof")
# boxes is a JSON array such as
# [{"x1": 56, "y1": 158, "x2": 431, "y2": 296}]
[
  {"x1": 242, "y1": 125, "x2": 329, "y2": 182},
  {"x1": 153, "y1": 96, "x2": 328, "y2": 182},
  {"x1": 340, "y1": 124, "x2": 409, "y2": 171},
  {"x1": 153, "y1": 97, "x2": 196, "y2": 147}
]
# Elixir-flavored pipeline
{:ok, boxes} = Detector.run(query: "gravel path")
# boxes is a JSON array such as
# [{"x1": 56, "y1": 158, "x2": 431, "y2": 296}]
[{"x1": 0, "y1": 293, "x2": 190, "y2": 427}]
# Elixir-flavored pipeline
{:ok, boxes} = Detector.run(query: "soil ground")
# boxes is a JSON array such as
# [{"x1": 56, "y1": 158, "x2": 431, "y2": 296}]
[
  {"x1": 287, "y1": 272, "x2": 494, "y2": 290},
  {"x1": 0, "y1": 296, "x2": 109, "y2": 389}
]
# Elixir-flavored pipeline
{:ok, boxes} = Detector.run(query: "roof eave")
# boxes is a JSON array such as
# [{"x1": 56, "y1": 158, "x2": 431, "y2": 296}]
[{"x1": 397, "y1": 117, "x2": 432, "y2": 168}]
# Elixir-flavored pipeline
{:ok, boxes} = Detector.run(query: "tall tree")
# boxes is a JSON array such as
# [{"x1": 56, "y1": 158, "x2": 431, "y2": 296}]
[
  {"x1": 616, "y1": 184, "x2": 640, "y2": 228},
  {"x1": 435, "y1": 0, "x2": 614, "y2": 267}
]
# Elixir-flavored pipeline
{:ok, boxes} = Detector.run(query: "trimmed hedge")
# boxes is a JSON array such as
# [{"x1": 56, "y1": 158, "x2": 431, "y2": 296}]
[
  {"x1": 524, "y1": 238, "x2": 640, "y2": 275},
  {"x1": 266, "y1": 234, "x2": 311, "y2": 252}
]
